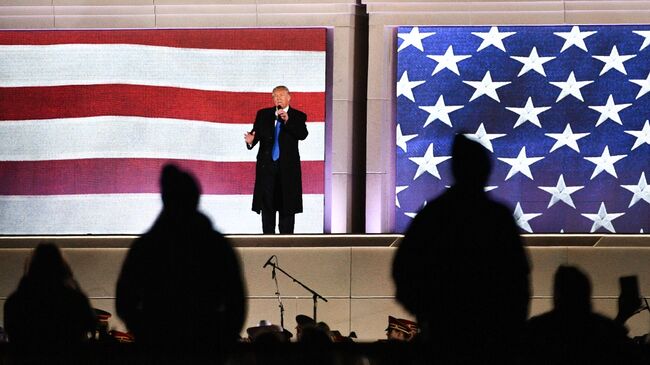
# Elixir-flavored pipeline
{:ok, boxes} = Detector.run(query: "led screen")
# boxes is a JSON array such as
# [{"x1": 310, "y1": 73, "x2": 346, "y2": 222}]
[
  {"x1": 0, "y1": 29, "x2": 326, "y2": 234},
  {"x1": 396, "y1": 25, "x2": 650, "y2": 233}
]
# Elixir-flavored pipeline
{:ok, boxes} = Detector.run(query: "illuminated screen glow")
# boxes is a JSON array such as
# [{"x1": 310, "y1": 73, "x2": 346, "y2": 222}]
[
  {"x1": 396, "y1": 25, "x2": 650, "y2": 233},
  {"x1": 0, "y1": 29, "x2": 326, "y2": 234}
]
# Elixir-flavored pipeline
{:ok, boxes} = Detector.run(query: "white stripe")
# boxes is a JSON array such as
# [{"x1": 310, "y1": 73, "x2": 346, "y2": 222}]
[
  {"x1": 0, "y1": 44, "x2": 325, "y2": 92},
  {"x1": 0, "y1": 116, "x2": 325, "y2": 162},
  {"x1": 0, "y1": 194, "x2": 324, "y2": 234}
]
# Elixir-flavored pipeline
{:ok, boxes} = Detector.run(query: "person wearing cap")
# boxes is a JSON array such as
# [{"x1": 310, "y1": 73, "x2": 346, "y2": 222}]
[
  {"x1": 294, "y1": 314, "x2": 316, "y2": 342},
  {"x1": 385, "y1": 316, "x2": 414, "y2": 342},
  {"x1": 245, "y1": 320, "x2": 284, "y2": 343},
  {"x1": 93, "y1": 308, "x2": 112, "y2": 341}
]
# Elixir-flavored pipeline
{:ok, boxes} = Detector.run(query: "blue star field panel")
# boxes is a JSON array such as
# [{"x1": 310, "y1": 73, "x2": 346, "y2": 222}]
[{"x1": 395, "y1": 26, "x2": 650, "y2": 233}]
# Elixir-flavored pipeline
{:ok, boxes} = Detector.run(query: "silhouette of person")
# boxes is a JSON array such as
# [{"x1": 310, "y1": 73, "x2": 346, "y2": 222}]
[
  {"x1": 244, "y1": 85, "x2": 308, "y2": 234},
  {"x1": 115, "y1": 164, "x2": 246, "y2": 354},
  {"x1": 3, "y1": 243, "x2": 96, "y2": 351},
  {"x1": 294, "y1": 314, "x2": 316, "y2": 342},
  {"x1": 525, "y1": 265, "x2": 645, "y2": 364},
  {"x1": 392, "y1": 134, "x2": 530, "y2": 364}
]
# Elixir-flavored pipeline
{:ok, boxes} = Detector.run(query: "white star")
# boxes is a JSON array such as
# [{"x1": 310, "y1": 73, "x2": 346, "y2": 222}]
[
  {"x1": 398, "y1": 27, "x2": 435, "y2": 52},
  {"x1": 513, "y1": 202, "x2": 542, "y2": 233},
  {"x1": 419, "y1": 95, "x2": 464, "y2": 128},
  {"x1": 621, "y1": 172, "x2": 650, "y2": 207},
  {"x1": 592, "y1": 46, "x2": 636, "y2": 76},
  {"x1": 409, "y1": 143, "x2": 452, "y2": 180},
  {"x1": 625, "y1": 120, "x2": 650, "y2": 150},
  {"x1": 538, "y1": 174, "x2": 584, "y2": 209},
  {"x1": 396, "y1": 185, "x2": 408, "y2": 208},
  {"x1": 510, "y1": 47, "x2": 556, "y2": 77},
  {"x1": 554, "y1": 26, "x2": 597, "y2": 52},
  {"x1": 581, "y1": 202, "x2": 624, "y2": 233},
  {"x1": 584, "y1": 146, "x2": 627, "y2": 180},
  {"x1": 396, "y1": 124, "x2": 418, "y2": 152},
  {"x1": 506, "y1": 97, "x2": 551, "y2": 128},
  {"x1": 463, "y1": 71, "x2": 511, "y2": 102},
  {"x1": 396, "y1": 71, "x2": 425, "y2": 102},
  {"x1": 588, "y1": 94, "x2": 632, "y2": 127},
  {"x1": 498, "y1": 146, "x2": 545, "y2": 180},
  {"x1": 471, "y1": 26, "x2": 516, "y2": 52},
  {"x1": 405, "y1": 201, "x2": 427, "y2": 217},
  {"x1": 550, "y1": 71, "x2": 594, "y2": 102},
  {"x1": 463, "y1": 123, "x2": 506, "y2": 152},
  {"x1": 445, "y1": 185, "x2": 498, "y2": 191},
  {"x1": 630, "y1": 72, "x2": 650, "y2": 100},
  {"x1": 545, "y1": 123, "x2": 590, "y2": 153},
  {"x1": 427, "y1": 45, "x2": 471, "y2": 76},
  {"x1": 633, "y1": 30, "x2": 650, "y2": 51}
]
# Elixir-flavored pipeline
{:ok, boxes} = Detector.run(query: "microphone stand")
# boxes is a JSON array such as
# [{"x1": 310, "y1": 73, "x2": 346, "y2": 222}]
[
  {"x1": 271, "y1": 264, "x2": 286, "y2": 329},
  {"x1": 268, "y1": 261, "x2": 328, "y2": 322}
]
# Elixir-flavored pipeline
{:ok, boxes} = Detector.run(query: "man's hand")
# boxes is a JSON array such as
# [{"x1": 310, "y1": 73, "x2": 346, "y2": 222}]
[
  {"x1": 277, "y1": 109, "x2": 289, "y2": 123},
  {"x1": 244, "y1": 131, "x2": 255, "y2": 145}
]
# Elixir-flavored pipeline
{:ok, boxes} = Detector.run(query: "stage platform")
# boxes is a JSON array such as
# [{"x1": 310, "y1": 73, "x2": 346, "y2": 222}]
[
  {"x1": 1, "y1": 234, "x2": 649, "y2": 341},
  {"x1": 1, "y1": 233, "x2": 649, "y2": 248}
]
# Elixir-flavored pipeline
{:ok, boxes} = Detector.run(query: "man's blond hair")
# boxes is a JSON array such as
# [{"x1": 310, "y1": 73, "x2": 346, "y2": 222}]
[{"x1": 272, "y1": 85, "x2": 290, "y2": 94}]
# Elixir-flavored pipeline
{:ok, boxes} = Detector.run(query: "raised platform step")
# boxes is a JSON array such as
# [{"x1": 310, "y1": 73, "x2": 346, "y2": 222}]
[{"x1": 1, "y1": 234, "x2": 649, "y2": 248}]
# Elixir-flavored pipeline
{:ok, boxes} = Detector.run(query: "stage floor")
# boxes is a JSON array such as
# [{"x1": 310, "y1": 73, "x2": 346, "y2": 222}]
[{"x1": 0, "y1": 233, "x2": 649, "y2": 248}]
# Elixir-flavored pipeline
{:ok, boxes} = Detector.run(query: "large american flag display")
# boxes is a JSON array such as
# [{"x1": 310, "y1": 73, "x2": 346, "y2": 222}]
[
  {"x1": 396, "y1": 25, "x2": 650, "y2": 233},
  {"x1": 0, "y1": 29, "x2": 325, "y2": 234}
]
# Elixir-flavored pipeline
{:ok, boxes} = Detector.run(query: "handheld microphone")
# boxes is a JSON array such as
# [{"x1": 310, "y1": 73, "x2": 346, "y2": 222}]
[
  {"x1": 276, "y1": 105, "x2": 284, "y2": 122},
  {"x1": 263, "y1": 255, "x2": 275, "y2": 269}
]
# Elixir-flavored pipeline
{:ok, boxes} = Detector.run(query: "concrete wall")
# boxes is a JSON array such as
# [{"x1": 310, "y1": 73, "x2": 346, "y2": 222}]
[{"x1": 1, "y1": 242, "x2": 650, "y2": 341}]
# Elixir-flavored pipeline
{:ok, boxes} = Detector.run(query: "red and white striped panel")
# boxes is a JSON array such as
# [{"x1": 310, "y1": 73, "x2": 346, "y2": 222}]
[{"x1": 0, "y1": 29, "x2": 326, "y2": 234}]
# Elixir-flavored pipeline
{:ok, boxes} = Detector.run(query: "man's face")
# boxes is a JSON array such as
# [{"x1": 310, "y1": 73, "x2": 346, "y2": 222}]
[
  {"x1": 386, "y1": 329, "x2": 409, "y2": 341},
  {"x1": 273, "y1": 89, "x2": 291, "y2": 109}
]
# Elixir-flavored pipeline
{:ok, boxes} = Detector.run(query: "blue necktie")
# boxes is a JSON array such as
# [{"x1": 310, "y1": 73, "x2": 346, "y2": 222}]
[{"x1": 272, "y1": 117, "x2": 281, "y2": 161}]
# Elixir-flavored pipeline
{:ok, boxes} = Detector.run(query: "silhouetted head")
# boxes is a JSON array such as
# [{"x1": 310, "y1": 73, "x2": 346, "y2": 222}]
[
  {"x1": 295, "y1": 314, "x2": 316, "y2": 341},
  {"x1": 25, "y1": 243, "x2": 73, "y2": 284},
  {"x1": 298, "y1": 326, "x2": 332, "y2": 345},
  {"x1": 553, "y1": 265, "x2": 592, "y2": 313},
  {"x1": 160, "y1": 164, "x2": 200, "y2": 212},
  {"x1": 451, "y1": 134, "x2": 491, "y2": 188}
]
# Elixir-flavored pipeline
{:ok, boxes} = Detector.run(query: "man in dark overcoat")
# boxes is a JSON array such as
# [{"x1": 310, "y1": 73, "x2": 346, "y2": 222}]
[{"x1": 245, "y1": 85, "x2": 308, "y2": 233}]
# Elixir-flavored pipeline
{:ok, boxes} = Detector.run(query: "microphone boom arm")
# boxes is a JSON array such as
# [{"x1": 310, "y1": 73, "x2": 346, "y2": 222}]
[{"x1": 265, "y1": 260, "x2": 328, "y2": 322}]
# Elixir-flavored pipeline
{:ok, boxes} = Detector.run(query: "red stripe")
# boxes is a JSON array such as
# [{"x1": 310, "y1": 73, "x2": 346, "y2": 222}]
[
  {"x1": 0, "y1": 159, "x2": 324, "y2": 195},
  {"x1": 0, "y1": 29, "x2": 326, "y2": 51},
  {"x1": 0, "y1": 86, "x2": 325, "y2": 123}
]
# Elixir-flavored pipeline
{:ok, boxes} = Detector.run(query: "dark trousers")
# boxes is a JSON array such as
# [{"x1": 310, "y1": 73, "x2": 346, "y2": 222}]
[
  {"x1": 262, "y1": 210, "x2": 295, "y2": 234},
  {"x1": 261, "y1": 161, "x2": 295, "y2": 234}
]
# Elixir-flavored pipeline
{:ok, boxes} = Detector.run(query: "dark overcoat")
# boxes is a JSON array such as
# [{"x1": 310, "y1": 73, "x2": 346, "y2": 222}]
[{"x1": 247, "y1": 106, "x2": 308, "y2": 214}]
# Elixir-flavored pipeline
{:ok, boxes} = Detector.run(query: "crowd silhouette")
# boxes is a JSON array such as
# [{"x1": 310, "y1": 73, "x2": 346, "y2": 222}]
[
  {"x1": 393, "y1": 134, "x2": 531, "y2": 364},
  {"x1": 115, "y1": 165, "x2": 246, "y2": 360},
  {"x1": 3, "y1": 243, "x2": 96, "y2": 353},
  {"x1": 1, "y1": 152, "x2": 649, "y2": 364},
  {"x1": 524, "y1": 265, "x2": 645, "y2": 364}
]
